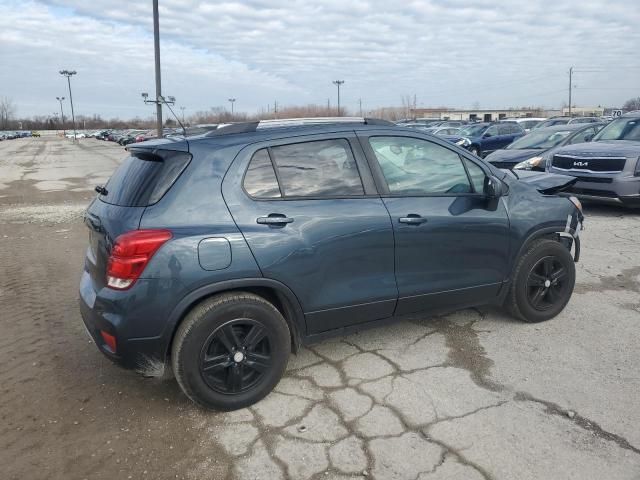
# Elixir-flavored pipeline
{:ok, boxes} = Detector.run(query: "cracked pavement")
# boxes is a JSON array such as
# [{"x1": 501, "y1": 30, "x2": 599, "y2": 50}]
[{"x1": 1, "y1": 137, "x2": 639, "y2": 479}]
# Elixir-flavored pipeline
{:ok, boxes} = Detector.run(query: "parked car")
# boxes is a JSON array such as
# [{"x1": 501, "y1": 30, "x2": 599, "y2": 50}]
[
  {"x1": 485, "y1": 123, "x2": 604, "y2": 171},
  {"x1": 80, "y1": 117, "x2": 584, "y2": 410},
  {"x1": 547, "y1": 111, "x2": 640, "y2": 207},
  {"x1": 501, "y1": 117, "x2": 546, "y2": 132},
  {"x1": 453, "y1": 122, "x2": 525, "y2": 157},
  {"x1": 31, "y1": 131, "x2": 41, "y2": 137},
  {"x1": 534, "y1": 117, "x2": 571, "y2": 129},
  {"x1": 567, "y1": 116, "x2": 601, "y2": 125}
]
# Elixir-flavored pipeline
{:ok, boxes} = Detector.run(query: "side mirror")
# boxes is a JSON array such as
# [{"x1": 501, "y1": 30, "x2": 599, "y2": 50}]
[
  {"x1": 584, "y1": 133, "x2": 595, "y2": 142},
  {"x1": 484, "y1": 175, "x2": 503, "y2": 198},
  {"x1": 483, "y1": 132, "x2": 492, "y2": 138}
]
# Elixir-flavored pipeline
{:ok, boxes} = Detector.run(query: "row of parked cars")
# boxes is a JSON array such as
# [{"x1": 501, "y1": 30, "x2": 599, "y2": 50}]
[
  {"x1": 401, "y1": 113, "x2": 639, "y2": 207},
  {"x1": 0, "y1": 130, "x2": 40, "y2": 140}
]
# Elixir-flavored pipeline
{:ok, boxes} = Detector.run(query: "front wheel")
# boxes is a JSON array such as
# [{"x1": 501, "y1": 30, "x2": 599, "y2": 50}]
[
  {"x1": 172, "y1": 292, "x2": 291, "y2": 410},
  {"x1": 506, "y1": 239, "x2": 575, "y2": 323}
]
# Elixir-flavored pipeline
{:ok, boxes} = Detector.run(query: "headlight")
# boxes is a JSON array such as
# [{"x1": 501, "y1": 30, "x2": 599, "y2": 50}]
[
  {"x1": 455, "y1": 138, "x2": 470, "y2": 146},
  {"x1": 514, "y1": 156, "x2": 544, "y2": 170},
  {"x1": 568, "y1": 196, "x2": 582, "y2": 213}
]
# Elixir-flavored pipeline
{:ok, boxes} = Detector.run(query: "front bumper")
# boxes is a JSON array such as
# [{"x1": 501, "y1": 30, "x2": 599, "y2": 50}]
[
  {"x1": 79, "y1": 270, "x2": 169, "y2": 372},
  {"x1": 549, "y1": 170, "x2": 640, "y2": 207}
]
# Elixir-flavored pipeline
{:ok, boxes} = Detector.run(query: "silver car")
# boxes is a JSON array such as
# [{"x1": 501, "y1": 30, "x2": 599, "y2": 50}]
[{"x1": 547, "y1": 112, "x2": 640, "y2": 207}]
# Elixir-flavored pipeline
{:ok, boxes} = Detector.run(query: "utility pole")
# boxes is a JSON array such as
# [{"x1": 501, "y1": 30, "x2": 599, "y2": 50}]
[
  {"x1": 358, "y1": 98, "x2": 363, "y2": 117},
  {"x1": 180, "y1": 106, "x2": 185, "y2": 123},
  {"x1": 568, "y1": 66, "x2": 573, "y2": 117},
  {"x1": 228, "y1": 98, "x2": 236, "y2": 118},
  {"x1": 56, "y1": 96, "x2": 66, "y2": 135},
  {"x1": 274, "y1": 100, "x2": 278, "y2": 119},
  {"x1": 332, "y1": 80, "x2": 344, "y2": 116},
  {"x1": 152, "y1": 0, "x2": 163, "y2": 137},
  {"x1": 59, "y1": 71, "x2": 77, "y2": 141},
  {"x1": 327, "y1": 98, "x2": 330, "y2": 114}
]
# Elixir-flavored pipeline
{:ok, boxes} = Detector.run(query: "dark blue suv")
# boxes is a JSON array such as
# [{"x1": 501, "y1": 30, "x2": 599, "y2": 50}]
[
  {"x1": 80, "y1": 118, "x2": 584, "y2": 410},
  {"x1": 454, "y1": 122, "x2": 525, "y2": 157}
]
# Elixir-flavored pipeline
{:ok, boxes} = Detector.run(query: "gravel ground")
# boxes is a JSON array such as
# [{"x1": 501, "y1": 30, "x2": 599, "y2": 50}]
[{"x1": 1, "y1": 136, "x2": 639, "y2": 480}]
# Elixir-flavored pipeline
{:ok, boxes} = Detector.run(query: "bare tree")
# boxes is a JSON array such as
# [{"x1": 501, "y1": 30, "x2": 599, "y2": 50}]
[
  {"x1": 0, "y1": 97, "x2": 16, "y2": 129},
  {"x1": 622, "y1": 97, "x2": 640, "y2": 112}
]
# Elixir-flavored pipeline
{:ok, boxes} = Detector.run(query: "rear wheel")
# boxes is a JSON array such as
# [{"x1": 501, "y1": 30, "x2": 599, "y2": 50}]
[
  {"x1": 172, "y1": 292, "x2": 291, "y2": 410},
  {"x1": 506, "y1": 239, "x2": 575, "y2": 323}
]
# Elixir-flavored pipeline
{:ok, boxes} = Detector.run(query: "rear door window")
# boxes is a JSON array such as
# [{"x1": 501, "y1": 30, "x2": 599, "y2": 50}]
[
  {"x1": 101, "y1": 151, "x2": 191, "y2": 207},
  {"x1": 269, "y1": 139, "x2": 364, "y2": 197}
]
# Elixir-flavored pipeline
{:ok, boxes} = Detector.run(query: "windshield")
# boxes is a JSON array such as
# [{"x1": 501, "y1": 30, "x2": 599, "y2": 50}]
[
  {"x1": 460, "y1": 125, "x2": 487, "y2": 137},
  {"x1": 594, "y1": 118, "x2": 640, "y2": 142},
  {"x1": 506, "y1": 130, "x2": 572, "y2": 150}
]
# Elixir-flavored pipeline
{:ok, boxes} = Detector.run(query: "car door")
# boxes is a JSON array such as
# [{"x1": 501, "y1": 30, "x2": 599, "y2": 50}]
[
  {"x1": 481, "y1": 124, "x2": 501, "y2": 154},
  {"x1": 222, "y1": 134, "x2": 397, "y2": 334},
  {"x1": 358, "y1": 132, "x2": 510, "y2": 316}
]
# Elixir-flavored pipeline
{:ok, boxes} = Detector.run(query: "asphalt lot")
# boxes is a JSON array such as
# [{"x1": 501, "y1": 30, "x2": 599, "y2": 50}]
[{"x1": 1, "y1": 136, "x2": 639, "y2": 480}]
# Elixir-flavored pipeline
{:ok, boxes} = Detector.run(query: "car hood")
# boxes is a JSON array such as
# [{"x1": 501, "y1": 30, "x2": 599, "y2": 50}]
[
  {"x1": 504, "y1": 169, "x2": 577, "y2": 194},
  {"x1": 486, "y1": 148, "x2": 541, "y2": 164},
  {"x1": 553, "y1": 140, "x2": 640, "y2": 158}
]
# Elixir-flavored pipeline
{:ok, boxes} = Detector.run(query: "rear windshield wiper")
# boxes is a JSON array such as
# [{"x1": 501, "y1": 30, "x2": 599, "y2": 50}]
[{"x1": 95, "y1": 185, "x2": 108, "y2": 195}]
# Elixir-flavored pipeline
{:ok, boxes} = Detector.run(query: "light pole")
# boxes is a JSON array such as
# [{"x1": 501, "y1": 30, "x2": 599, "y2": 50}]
[
  {"x1": 152, "y1": 0, "x2": 163, "y2": 138},
  {"x1": 332, "y1": 80, "x2": 344, "y2": 116},
  {"x1": 568, "y1": 66, "x2": 573, "y2": 117},
  {"x1": 56, "y1": 96, "x2": 66, "y2": 135},
  {"x1": 59, "y1": 70, "x2": 77, "y2": 141},
  {"x1": 228, "y1": 98, "x2": 236, "y2": 118},
  {"x1": 180, "y1": 106, "x2": 185, "y2": 124}
]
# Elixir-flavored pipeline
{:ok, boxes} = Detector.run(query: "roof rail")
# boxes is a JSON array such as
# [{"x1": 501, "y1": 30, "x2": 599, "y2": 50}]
[{"x1": 206, "y1": 117, "x2": 394, "y2": 136}]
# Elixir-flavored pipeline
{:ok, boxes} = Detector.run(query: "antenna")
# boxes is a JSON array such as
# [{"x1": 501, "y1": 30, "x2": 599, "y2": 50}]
[{"x1": 158, "y1": 95, "x2": 186, "y2": 137}]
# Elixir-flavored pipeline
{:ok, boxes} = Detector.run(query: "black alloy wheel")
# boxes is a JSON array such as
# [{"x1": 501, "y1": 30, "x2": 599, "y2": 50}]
[
  {"x1": 526, "y1": 256, "x2": 569, "y2": 311},
  {"x1": 199, "y1": 319, "x2": 272, "y2": 394}
]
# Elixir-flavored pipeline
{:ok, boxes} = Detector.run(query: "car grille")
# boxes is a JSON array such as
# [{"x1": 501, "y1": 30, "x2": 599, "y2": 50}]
[{"x1": 552, "y1": 155, "x2": 626, "y2": 173}]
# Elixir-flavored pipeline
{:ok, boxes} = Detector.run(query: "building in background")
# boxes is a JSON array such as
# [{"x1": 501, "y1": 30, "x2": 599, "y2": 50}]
[{"x1": 409, "y1": 108, "x2": 561, "y2": 122}]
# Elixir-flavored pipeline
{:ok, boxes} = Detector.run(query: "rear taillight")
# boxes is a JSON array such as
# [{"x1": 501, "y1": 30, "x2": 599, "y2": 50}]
[{"x1": 106, "y1": 229, "x2": 172, "y2": 290}]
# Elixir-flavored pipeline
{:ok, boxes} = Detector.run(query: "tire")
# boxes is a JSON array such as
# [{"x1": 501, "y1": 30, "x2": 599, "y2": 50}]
[
  {"x1": 469, "y1": 146, "x2": 481, "y2": 157},
  {"x1": 506, "y1": 239, "x2": 575, "y2": 323},
  {"x1": 172, "y1": 292, "x2": 291, "y2": 410}
]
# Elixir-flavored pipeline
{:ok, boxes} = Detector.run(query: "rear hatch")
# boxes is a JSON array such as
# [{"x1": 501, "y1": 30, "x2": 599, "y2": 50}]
[{"x1": 84, "y1": 145, "x2": 191, "y2": 289}]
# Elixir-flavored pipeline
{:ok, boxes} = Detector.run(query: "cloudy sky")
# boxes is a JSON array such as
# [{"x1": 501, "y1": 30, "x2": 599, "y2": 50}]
[{"x1": 1, "y1": 0, "x2": 639, "y2": 119}]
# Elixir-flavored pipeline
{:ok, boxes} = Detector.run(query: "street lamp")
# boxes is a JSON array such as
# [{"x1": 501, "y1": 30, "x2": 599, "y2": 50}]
[
  {"x1": 332, "y1": 80, "x2": 344, "y2": 116},
  {"x1": 228, "y1": 98, "x2": 236, "y2": 117},
  {"x1": 180, "y1": 106, "x2": 185, "y2": 123},
  {"x1": 59, "y1": 70, "x2": 77, "y2": 141},
  {"x1": 56, "y1": 96, "x2": 66, "y2": 135}
]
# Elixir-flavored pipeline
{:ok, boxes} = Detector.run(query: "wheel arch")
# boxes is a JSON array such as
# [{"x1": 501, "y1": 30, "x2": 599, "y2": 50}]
[{"x1": 163, "y1": 278, "x2": 306, "y2": 362}]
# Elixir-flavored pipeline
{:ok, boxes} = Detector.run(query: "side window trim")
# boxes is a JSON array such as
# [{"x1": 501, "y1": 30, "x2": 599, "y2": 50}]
[{"x1": 266, "y1": 147, "x2": 285, "y2": 197}]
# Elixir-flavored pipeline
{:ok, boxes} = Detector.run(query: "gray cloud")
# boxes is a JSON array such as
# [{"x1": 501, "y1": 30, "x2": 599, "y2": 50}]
[{"x1": 1, "y1": 0, "x2": 639, "y2": 118}]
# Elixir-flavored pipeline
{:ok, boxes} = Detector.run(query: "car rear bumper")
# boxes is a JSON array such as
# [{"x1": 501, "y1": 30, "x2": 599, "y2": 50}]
[{"x1": 79, "y1": 270, "x2": 169, "y2": 373}]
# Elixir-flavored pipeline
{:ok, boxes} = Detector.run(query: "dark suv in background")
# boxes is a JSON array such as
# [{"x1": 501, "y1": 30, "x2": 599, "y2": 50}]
[
  {"x1": 80, "y1": 117, "x2": 584, "y2": 410},
  {"x1": 547, "y1": 111, "x2": 640, "y2": 207},
  {"x1": 453, "y1": 122, "x2": 525, "y2": 157}
]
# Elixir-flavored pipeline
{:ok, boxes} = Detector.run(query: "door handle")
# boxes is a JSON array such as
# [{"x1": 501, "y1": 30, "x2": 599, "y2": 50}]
[
  {"x1": 398, "y1": 214, "x2": 427, "y2": 225},
  {"x1": 257, "y1": 214, "x2": 294, "y2": 225}
]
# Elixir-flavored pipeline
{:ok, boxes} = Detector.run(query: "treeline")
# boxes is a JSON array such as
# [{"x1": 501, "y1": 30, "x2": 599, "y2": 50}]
[{"x1": 1, "y1": 102, "x2": 412, "y2": 131}]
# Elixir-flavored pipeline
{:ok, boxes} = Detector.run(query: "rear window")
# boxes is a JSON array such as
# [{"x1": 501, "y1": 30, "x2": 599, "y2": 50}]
[{"x1": 100, "y1": 151, "x2": 191, "y2": 207}]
